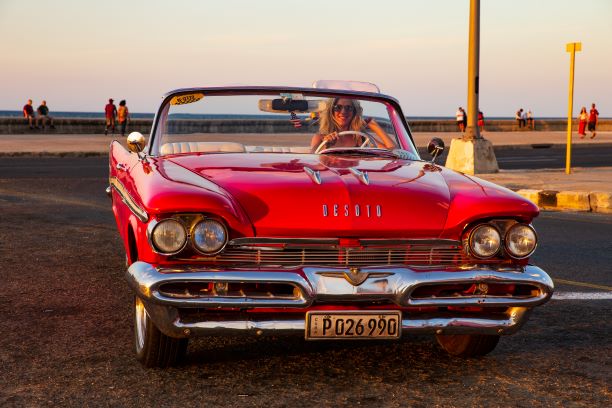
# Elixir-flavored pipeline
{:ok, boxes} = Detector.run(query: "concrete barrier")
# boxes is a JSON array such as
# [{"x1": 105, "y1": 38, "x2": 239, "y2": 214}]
[
  {"x1": 1, "y1": 117, "x2": 610, "y2": 135},
  {"x1": 589, "y1": 192, "x2": 612, "y2": 213},
  {"x1": 514, "y1": 189, "x2": 612, "y2": 213}
]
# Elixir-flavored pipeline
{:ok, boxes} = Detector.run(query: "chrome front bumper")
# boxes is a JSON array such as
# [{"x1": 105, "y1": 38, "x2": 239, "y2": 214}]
[{"x1": 126, "y1": 262, "x2": 553, "y2": 338}]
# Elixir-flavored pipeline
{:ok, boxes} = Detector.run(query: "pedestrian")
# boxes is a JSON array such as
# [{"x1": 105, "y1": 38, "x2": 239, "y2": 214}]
[
  {"x1": 515, "y1": 108, "x2": 523, "y2": 128},
  {"x1": 36, "y1": 100, "x2": 55, "y2": 129},
  {"x1": 588, "y1": 103, "x2": 599, "y2": 139},
  {"x1": 578, "y1": 106, "x2": 588, "y2": 138},
  {"x1": 23, "y1": 99, "x2": 37, "y2": 129},
  {"x1": 461, "y1": 107, "x2": 467, "y2": 131},
  {"x1": 105, "y1": 98, "x2": 117, "y2": 135},
  {"x1": 117, "y1": 100, "x2": 130, "y2": 136},
  {"x1": 456, "y1": 107, "x2": 465, "y2": 132},
  {"x1": 520, "y1": 109, "x2": 527, "y2": 129},
  {"x1": 527, "y1": 110, "x2": 534, "y2": 129},
  {"x1": 477, "y1": 110, "x2": 485, "y2": 132}
]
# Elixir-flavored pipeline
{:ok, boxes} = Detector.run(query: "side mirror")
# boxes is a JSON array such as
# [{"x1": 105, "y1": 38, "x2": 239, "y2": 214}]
[
  {"x1": 427, "y1": 137, "x2": 445, "y2": 163},
  {"x1": 127, "y1": 132, "x2": 146, "y2": 154}
]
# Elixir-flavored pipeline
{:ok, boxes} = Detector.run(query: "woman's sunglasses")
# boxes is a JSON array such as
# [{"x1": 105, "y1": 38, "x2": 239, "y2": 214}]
[{"x1": 332, "y1": 104, "x2": 355, "y2": 113}]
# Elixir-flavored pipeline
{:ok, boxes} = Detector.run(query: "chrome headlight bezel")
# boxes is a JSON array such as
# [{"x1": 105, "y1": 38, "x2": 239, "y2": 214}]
[
  {"x1": 191, "y1": 218, "x2": 229, "y2": 255},
  {"x1": 467, "y1": 223, "x2": 502, "y2": 259},
  {"x1": 148, "y1": 218, "x2": 188, "y2": 255},
  {"x1": 504, "y1": 223, "x2": 538, "y2": 259}
]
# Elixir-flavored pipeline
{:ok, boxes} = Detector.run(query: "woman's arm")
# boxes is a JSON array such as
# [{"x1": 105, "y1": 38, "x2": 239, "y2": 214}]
[{"x1": 365, "y1": 118, "x2": 395, "y2": 149}]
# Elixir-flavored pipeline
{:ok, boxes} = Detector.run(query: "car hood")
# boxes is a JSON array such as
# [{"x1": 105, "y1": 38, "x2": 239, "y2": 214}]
[{"x1": 166, "y1": 153, "x2": 454, "y2": 237}]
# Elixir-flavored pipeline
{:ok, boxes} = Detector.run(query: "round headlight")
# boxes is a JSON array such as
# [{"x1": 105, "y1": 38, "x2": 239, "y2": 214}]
[
  {"x1": 192, "y1": 219, "x2": 227, "y2": 254},
  {"x1": 505, "y1": 224, "x2": 537, "y2": 258},
  {"x1": 151, "y1": 219, "x2": 187, "y2": 254},
  {"x1": 469, "y1": 224, "x2": 501, "y2": 258}
]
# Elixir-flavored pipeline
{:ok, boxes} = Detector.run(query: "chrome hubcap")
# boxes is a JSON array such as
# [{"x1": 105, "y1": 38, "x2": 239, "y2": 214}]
[{"x1": 134, "y1": 297, "x2": 147, "y2": 352}]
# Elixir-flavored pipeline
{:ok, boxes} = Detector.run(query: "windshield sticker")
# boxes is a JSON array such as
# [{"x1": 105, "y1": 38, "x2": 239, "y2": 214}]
[{"x1": 170, "y1": 93, "x2": 204, "y2": 105}]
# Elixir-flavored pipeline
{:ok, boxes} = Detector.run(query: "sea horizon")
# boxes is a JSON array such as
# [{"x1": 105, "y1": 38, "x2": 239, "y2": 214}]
[{"x1": 0, "y1": 110, "x2": 595, "y2": 121}]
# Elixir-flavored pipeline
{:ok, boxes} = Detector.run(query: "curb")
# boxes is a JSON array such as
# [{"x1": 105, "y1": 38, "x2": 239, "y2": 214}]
[{"x1": 516, "y1": 189, "x2": 612, "y2": 213}]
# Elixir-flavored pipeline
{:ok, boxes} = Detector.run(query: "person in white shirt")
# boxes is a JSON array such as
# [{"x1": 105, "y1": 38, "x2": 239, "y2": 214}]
[{"x1": 456, "y1": 107, "x2": 465, "y2": 132}]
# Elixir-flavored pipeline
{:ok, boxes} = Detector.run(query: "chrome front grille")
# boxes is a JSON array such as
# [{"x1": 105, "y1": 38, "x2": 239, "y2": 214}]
[{"x1": 181, "y1": 239, "x2": 471, "y2": 267}]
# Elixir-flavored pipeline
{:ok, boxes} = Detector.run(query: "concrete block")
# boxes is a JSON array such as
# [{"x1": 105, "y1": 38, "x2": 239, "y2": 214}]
[
  {"x1": 556, "y1": 191, "x2": 591, "y2": 211},
  {"x1": 516, "y1": 189, "x2": 541, "y2": 206},
  {"x1": 589, "y1": 192, "x2": 612, "y2": 213},
  {"x1": 444, "y1": 138, "x2": 499, "y2": 175}
]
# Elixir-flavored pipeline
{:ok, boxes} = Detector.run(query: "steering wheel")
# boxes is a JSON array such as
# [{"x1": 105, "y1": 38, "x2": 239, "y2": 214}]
[{"x1": 314, "y1": 131, "x2": 377, "y2": 154}]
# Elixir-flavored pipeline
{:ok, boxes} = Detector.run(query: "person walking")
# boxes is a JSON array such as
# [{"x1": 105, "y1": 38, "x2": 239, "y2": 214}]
[
  {"x1": 456, "y1": 107, "x2": 465, "y2": 132},
  {"x1": 477, "y1": 110, "x2": 485, "y2": 132},
  {"x1": 23, "y1": 99, "x2": 37, "y2": 129},
  {"x1": 36, "y1": 100, "x2": 55, "y2": 129},
  {"x1": 578, "y1": 106, "x2": 588, "y2": 138},
  {"x1": 588, "y1": 103, "x2": 599, "y2": 139},
  {"x1": 117, "y1": 100, "x2": 130, "y2": 136},
  {"x1": 105, "y1": 98, "x2": 117, "y2": 135},
  {"x1": 520, "y1": 109, "x2": 527, "y2": 129}
]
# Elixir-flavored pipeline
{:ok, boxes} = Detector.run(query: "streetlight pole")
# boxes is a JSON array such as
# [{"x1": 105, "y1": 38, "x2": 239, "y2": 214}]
[
  {"x1": 464, "y1": 0, "x2": 481, "y2": 141},
  {"x1": 444, "y1": 0, "x2": 498, "y2": 175},
  {"x1": 565, "y1": 42, "x2": 581, "y2": 175}
]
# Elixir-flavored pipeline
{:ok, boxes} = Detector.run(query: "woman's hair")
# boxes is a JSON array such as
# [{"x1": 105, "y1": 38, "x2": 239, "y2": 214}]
[
  {"x1": 580, "y1": 106, "x2": 586, "y2": 113},
  {"x1": 119, "y1": 100, "x2": 126, "y2": 106},
  {"x1": 318, "y1": 98, "x2": 365, "y2": 135}
]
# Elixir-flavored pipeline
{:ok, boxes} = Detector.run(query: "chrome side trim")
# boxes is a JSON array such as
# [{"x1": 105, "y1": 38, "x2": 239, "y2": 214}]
[
  {"x1": 303, "y1": 167, "x2": 322, "y2": 185},
  {"x1": 109, "y1": 176, "x2": 148, "y2": 222}
]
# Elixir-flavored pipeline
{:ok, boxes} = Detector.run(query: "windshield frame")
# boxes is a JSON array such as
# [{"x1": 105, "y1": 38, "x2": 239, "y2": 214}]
[{"x1": 147, "y1": 86, "x2": 418, "y2": 159}]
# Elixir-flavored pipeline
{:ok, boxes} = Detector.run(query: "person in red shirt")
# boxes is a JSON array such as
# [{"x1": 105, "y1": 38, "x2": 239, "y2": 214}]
[
  {"x1": 588, "y1": 103, "x2": 599, "y2": 139},
  {"x1": 23, "y1": 99, "x2": 37, "y2": 129},
  {"x1": 105, "y1": 98, "x2": 117, "y2": 135}
]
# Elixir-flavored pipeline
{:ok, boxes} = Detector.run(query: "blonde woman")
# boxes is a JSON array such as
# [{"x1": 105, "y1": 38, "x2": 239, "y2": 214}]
[
  {"x1": 578, "y1": 106, "x2": 588, "y2": 138},
  {"x1": 310, "y1": 98, "x2": 395, "y2": 153}
]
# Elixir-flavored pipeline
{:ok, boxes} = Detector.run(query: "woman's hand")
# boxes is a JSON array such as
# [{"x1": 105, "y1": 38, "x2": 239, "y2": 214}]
[{"x1": 323, "y1": 131, "x2": 339, "y2": 145}]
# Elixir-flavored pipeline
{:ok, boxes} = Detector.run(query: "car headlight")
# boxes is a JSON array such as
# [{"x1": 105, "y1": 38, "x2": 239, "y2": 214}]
[
  {"x1": 151, "y1": 219, "x2": 187, "y2": 254},
  {"x1": 469, "y1": 224, "x2": 501, "y2": 258},
  {"x1": 192, "y1": 219, "x2": 227, "y2": 254},
  {"x1": 505, "y1": 224, "x2": 537, "y2": 258}
]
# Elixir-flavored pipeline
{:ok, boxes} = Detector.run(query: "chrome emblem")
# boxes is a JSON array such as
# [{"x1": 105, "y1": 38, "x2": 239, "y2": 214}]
[
  {"x1": 322, "y1": 204, "x2": 382, "y2": 218},
  {"x1": 318, "y1": 269, "x2": 394, "y2": 287}
]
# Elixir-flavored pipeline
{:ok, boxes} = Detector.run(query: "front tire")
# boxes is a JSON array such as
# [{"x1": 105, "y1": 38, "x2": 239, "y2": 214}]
[
  {"x1": 134, "y1": 296, "x2": 188, "y2": 367},
  {"x1": 435, "y1": 334, "x2": 500, "y2": 357}
]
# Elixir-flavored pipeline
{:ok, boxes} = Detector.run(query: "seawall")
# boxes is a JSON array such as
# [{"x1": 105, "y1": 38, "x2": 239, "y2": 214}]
[{"x1": 1, "y1": 117, "x2": 610, "y2": 135}]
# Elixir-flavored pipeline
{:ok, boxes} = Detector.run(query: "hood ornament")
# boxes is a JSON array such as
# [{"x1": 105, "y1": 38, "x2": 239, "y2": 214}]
[
  {"x1": 303, "y1": 167, "x2": 322, "y2": 184},
  {"x1": 349, "y1": 168, "x2": 369, "y2": 185}
]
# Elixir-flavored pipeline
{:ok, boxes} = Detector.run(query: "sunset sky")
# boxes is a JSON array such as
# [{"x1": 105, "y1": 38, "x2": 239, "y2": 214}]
[{"x1": 1, "y1": 0, "x2": 610, "y2": 116}]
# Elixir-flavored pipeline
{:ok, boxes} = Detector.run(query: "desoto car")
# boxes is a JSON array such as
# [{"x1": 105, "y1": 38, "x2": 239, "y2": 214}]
[{"x1": 108, "y1": 81, "x2": 553, "y2": 367}]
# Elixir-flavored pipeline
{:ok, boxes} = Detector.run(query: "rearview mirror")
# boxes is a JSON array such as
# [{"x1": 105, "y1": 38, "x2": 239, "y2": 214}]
[
  {"x1": 127, "y1": 132, "x2": 146, "y2": 154},
  {"x1": 427, "y1": 138, "x2": 445, "y2": 163}
]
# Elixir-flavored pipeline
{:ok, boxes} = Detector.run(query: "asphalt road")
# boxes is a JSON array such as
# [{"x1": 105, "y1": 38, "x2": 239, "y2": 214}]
[
  {"x1": 419, "y1": 144, "x2": 612, "y2": 169},
  {"x1": 1, "y1": 157, "x2": 610, "y2": 407}
]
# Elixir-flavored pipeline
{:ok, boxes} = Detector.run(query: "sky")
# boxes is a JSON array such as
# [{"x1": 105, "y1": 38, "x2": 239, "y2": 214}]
[{"x1": 1, "y1": 0, "x2": 610, "y2": 117}]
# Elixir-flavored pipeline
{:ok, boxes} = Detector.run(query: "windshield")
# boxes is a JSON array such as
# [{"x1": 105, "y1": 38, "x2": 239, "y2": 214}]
[{"x1": 152, "y1": 90, "x2": 417, "y2": 158}]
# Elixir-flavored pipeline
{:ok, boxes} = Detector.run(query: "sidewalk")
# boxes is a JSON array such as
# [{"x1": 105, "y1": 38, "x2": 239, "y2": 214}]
[{"x1": 1, "y1": 131, "x2": 611, "y2": 213}]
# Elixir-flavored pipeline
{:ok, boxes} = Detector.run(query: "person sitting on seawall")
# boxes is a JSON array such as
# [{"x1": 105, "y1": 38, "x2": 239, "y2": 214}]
[
  {"x1": 310, "y1": 98, "x2": 395, "y2": 153},
  {"x1": 23, "y1": 99, "x2": 37, "y2": 129},
  {"x1": 36, "y1": 100, "x2": 55, "y2": 129}
]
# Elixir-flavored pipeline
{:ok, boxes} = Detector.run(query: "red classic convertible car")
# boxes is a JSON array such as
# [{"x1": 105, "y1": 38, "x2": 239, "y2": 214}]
[{"x1": 109, "y1": 81, "x2": 553, "y2": 367}]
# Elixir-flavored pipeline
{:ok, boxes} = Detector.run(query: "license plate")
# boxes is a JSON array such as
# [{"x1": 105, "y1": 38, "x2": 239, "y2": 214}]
[{"x1": 305, "y1": 311, "x2": 401, "y2": 340}]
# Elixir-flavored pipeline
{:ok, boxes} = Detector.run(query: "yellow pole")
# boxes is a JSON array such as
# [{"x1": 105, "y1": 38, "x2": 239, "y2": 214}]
[
  {"x1": 565, "y1": 42, "x2": 581, "y2": 174},
  {"x1": 465, "y1": 0, "x2": 481, "y2": 141}
]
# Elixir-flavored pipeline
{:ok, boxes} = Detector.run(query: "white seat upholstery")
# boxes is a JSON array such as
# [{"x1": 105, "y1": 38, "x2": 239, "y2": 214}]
[
  {"x1": 245, "y1": 146, "x2": 311, "y2": 153},
  {"x1": 160, "y1": 142, "x2": 246, "y2": 155}
]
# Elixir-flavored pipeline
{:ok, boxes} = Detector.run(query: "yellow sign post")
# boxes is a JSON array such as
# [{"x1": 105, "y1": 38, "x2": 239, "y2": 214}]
[{"x1": 565, "y1": 42, "x2": 581, "y2": 175}]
